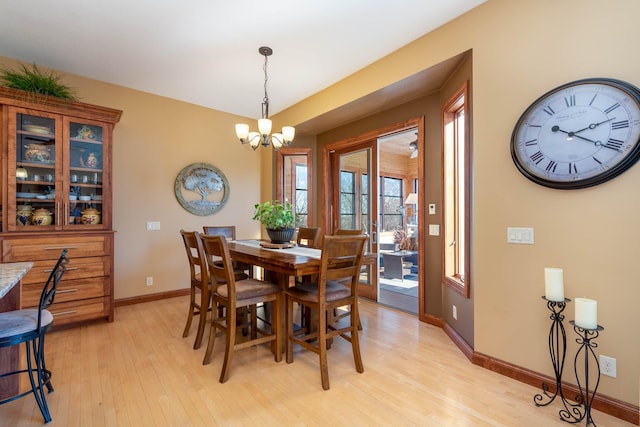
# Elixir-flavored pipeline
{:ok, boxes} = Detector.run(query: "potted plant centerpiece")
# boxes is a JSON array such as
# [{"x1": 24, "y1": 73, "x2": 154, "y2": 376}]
[{"x1": 253, "y1": 200, "x2": 295, "y2": 243}]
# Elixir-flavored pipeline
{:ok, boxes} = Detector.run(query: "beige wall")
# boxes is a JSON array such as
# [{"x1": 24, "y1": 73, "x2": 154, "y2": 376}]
[
  {"x1": 275, "y1": 0, "x2": 640, "y2": 406},
  {"x1": 2, "y1": 0, "x2": 638, "y2": 408},
  {"x1": 0, "y1": 56, "x2": 267, "y2": 301}
]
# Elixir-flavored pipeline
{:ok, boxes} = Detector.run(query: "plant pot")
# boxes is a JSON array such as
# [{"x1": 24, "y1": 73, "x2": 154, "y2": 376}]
[{"x1": 266, "y1": 227, "x2": 294, "y2": 244}]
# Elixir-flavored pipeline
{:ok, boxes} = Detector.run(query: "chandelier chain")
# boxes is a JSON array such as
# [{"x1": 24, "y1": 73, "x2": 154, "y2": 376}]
[{"x1": 262, "y1": 52, "x2": 269, "y2": 119}]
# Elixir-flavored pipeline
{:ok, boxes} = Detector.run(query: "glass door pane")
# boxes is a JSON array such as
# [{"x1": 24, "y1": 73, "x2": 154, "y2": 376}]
[
  {"x1": 334, "y1": 145, "x2": 379, "y2": 301},
  {"x1": 15, "y1": 113, "x2": 57, "y2": 229},
  {"x1": 67, "y1": 121, "x2": 105, "y2": 227}
]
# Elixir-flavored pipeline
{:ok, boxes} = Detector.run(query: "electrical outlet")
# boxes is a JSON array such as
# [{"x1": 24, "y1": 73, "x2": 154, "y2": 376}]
[
  {"x1": 600, "y1": 355, "x2": 616, "y2": 378},
  {"x1": 452, "y1": 305, "x2": 457, "y2": 320},
  {"x1": 146, "y1": 276, "x2": 153, "y2": 286}
]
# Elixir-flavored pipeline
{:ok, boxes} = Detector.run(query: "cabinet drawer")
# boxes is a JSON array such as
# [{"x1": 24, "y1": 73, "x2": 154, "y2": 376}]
[
  {"x1": 48, "y1": 297, "x2": 110, "y2": 326},
  {"x1": 2, "y1": 235, "x2": 110, "y2": 261},
  {"x1": 22, "y1": 277, "x2": 109, "y2": 308},
  {"x1": 21, "y1": 256, "x2": 109, "y2": 285}
]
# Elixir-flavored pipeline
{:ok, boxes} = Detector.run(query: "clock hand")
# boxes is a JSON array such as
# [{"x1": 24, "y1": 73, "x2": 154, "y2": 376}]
[
  {"x1": 572, "y1": 118, "x2": 615, "y2": 134},
  {"x1": 551, "y1": 125, "x2": 621, "y2": 152}
]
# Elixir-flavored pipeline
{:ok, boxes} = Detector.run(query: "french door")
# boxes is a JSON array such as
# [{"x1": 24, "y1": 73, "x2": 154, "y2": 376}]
[{"x1": 328, "y1": 140, "x2": 379, "y2": 300}]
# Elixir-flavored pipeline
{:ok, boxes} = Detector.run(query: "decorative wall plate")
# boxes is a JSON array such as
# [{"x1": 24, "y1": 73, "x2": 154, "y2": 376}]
[{"x1": 174, "y1": 162, "x2": 229, "y2": 215}]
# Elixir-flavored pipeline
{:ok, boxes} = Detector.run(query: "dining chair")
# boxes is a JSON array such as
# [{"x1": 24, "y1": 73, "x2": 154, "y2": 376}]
[
  {"x1": 294, "y1": 227, "x2": 322, "y2": 329},
  {"x1": 334, "y1": 228, "x2": 365, "y2": 235},
  {"x1": 0, "y1": 249, "x2": 68, "y2": 423},
  {"x1": 202, "y1": 225, "x2": 252, "y2": 277},
  {"x1": 332, "y1": 229, "x2": 367, "y2": 330},
  {"x1": 180, "y1": 230, "x2": 212, "y2": 350},
  {"x1": 284, "y1": 234, "x2": 367, "y2": 390},
  {"x1": 203, "y1": 225, "x2": 238, "y2": 240},
  {"x1": 296, "y1": 227, "x2": 322, "y2": 248},
  {"x1": 200, "y1": 234, "x2": 282, "y2": 383},
  {"x1": 180, "y1": 230, "x2": 249, "y2": 350}
]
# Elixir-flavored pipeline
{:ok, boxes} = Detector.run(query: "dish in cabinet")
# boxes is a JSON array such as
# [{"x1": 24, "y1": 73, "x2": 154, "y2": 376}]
[{"x1": 23, "y1": 124, "x2": 52, "y2": 135}]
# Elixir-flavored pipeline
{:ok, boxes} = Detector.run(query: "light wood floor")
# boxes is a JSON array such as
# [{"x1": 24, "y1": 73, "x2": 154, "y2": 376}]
[{"x1": 1, "y1": 296, "x2": 633, "y2": 426}]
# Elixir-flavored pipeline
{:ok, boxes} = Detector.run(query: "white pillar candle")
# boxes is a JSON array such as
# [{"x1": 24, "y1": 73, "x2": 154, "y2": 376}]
[
  {"x1": 544, "y1": 267, "x2": 564, "y2": 301},
  {"x1": 575, "y1": 298, "x2": 598, "y2": 330}
]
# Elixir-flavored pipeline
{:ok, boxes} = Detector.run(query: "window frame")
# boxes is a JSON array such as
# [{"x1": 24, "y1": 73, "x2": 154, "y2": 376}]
[
  {"x1": 379, "y1": 175, "x2": 404, "y2": 232},
  {"x1": 276, "y1": 148, "x2": 312, "y2": 227},
  {"x1": 442, "y1": 82, "x2": 471, "y2": 298}
]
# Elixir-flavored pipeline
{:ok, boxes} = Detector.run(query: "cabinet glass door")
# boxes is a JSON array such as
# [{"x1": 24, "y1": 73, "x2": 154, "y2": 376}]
[
  {"x1": 66, "y1": 120, "x2": 107, "y2": 228},
  {"x1": 13, "y1": 112, "x2": 58, "y2": 230}
]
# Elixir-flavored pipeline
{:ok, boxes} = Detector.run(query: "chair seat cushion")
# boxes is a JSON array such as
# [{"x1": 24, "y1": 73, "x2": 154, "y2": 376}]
[
  {"x1": 286, "y1": 280, "x2": 351, "y2": 302},
  {"x1": 0, "y1": 309, "x2": 53, "y2": 339},
  {"x1": 216, "y1": 279, "x2": 280, "y2": 300}
]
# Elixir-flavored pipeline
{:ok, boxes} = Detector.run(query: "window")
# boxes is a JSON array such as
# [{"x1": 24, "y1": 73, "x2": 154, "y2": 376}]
[
  {"x1": 443, "y1": 82, "x2": 470, "y2": 297},
  {"x1": 276, "y1": 148, "x2": 312, "y2": 227},
  {"x1": 379, "y1": 176, "x2": 403, "y2": 232},
  {"x1": 340, "y1": 170, "x2": 356, "y2": 229},
  {"x1": 361, "y1": 173, "x2": 369, "y2": 228},
  {"x1": 294, "y1": 163, "x2": 308, "y2": 226}
]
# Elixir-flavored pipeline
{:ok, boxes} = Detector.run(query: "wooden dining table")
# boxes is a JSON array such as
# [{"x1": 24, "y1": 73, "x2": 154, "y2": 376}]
[
  {"x1": 228, "y1": 240, "x2": 373, "y2": 344},
  {"x1": 227, "y1": 239, "x2": 376, "y2": 287},
  {"x1": 227, "y1": 240, "x2": 322, "y2": 287}
]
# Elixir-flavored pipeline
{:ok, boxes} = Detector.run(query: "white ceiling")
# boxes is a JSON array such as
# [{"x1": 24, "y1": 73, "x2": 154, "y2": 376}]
[{"x1": 0, "y1": 0, "x2": 484, "y2": 125}]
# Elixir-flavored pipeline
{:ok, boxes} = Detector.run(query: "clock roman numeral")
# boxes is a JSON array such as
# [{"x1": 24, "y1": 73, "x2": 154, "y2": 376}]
[
  {"x1": 604, "y1": 102, "x2": 620, "y2": 114},
  {"x1": 565, "y1": 95, "x2": 576, "y2": 107},
  {"x1": 524, "y1": 139, "x2": 537, "y2": 146},
  {"x1": 592, "y1": 156, "x2": 602, "y2": 165},
  {"x1": 543, "y1": 106, "x2": 555, "y2": 116},
  {"x1": 589, "y1": 93, "x2": 598, "y2": 106},
  {"x1": 530, "y1": 151, "x2": 544, "y2": 163},
  {"x1": 545, "y1": 160, "x2": 557, "y2": 172},
  {"x1": 611, "y1": 120, "x2": 629, "y2": 130},
  {"x1": 569, "y1": 163, "x2": 578, "y2": 174},
  {"x1": 605, "y1": 138, "x2": 624, "y2": 151}
]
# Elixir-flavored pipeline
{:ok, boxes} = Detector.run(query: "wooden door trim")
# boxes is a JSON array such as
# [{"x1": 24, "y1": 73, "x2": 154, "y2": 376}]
[{"x1": 321, "y1": 117, "x2": 425, "y2": 316}]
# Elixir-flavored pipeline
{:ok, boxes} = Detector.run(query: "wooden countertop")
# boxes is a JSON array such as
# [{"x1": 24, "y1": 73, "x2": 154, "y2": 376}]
[{"x1": 0, "y1": 262, "x2": 33, "y2": 299}]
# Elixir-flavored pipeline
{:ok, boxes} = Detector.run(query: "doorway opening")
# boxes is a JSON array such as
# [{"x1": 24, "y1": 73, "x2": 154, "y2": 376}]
[
  {"x1": 377, "y1": 128, "x2": 419, "y2": 315},
  {"x1": 323, "y1": 118, "x2": 424, "y2": 317}
]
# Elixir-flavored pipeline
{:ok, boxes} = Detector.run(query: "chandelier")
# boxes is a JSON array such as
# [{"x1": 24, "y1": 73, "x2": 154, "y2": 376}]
[{"x1": 235, "y1": 46, "x2": 295, "y2": 150}]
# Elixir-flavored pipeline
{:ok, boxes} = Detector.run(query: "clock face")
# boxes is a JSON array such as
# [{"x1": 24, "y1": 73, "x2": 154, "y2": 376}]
[{"x1": 511, "y1": 78, "x2": 640, "y2": 189}]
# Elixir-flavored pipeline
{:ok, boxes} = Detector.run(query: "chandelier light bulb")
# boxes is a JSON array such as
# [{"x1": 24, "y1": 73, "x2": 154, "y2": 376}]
[
  {"x1": 235, "y1": 123, "x2": 249, "y2": 142},
  {"x1": 258, "y1": 118, "x2": 272, "y2": 136}
]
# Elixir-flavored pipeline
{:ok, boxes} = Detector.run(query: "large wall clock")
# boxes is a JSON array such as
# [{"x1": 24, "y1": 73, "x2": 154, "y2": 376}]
[{"x1": 511, "y1": 78, "x2": 640, "y2": 189}]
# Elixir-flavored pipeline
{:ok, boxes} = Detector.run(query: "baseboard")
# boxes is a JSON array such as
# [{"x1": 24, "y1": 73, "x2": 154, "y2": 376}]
[
  {"x1": 472, "y1": 352, "x2": 639, "y2": 425},
  {"x1": 113, "y1": 291, "x2": 639, "y2": 425},
  {"x1": 442, "y1": 321, "x2": 474, "y2": 361},
  {"x1": 440, "y1": 323, "x2": 639, "y2": 425},
  {"x1": 114, "y1": 288, "x2": 190, "y2": 307}
]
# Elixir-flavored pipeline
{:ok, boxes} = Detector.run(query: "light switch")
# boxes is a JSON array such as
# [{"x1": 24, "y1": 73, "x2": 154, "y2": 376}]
[
  {"x1": 507, "y1": 227, "x2": 534, "y2": 244},
  {"x1": 428, "y1": 224, "x2": 440, "y2": 236},
  {"x1": 146, "y1": 221, "x2": 161, "y2": 231}
]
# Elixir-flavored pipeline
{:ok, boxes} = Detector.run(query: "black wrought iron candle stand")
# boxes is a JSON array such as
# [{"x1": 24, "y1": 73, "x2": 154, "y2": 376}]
[
  {"x1": 559, "y1": 321, "x2": 603, "y2": 426},
  {"x1": 534, "y1": 297, "x2": 581, "y2": 416}
]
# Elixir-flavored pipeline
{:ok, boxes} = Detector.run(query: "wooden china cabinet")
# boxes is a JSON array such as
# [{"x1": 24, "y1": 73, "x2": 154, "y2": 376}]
[{"x1": 0, "y1": 88, "x2": 122, "y2": 326}]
